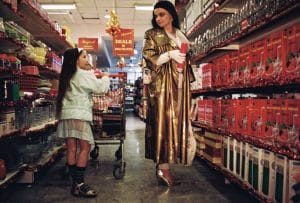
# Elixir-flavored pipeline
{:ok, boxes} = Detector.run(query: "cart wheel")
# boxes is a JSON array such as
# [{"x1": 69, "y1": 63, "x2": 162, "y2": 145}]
[
  {"x1": 90, "y1": 146, "x2": 99, "y2": 160},
  {"x1": 113, "y1": 161, "x2": 126, "y2": 179},
  {"x1": 115, "y1": 146, "x2": 122, "y2": 160}
]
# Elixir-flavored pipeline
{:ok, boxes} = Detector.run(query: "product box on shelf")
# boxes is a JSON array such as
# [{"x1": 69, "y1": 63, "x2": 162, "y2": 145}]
[
  {"x1": 197, "y1": 99, "x2": 206, "y2": 124},
  {"x1": 229, "y1": 137, "x2": 235, "y2": 173},
  {"x1": 264, "y1": 30, "x2": 285, "y2": 84},
  {"x1": 251, "y1": 146, "x2": 263, "y2": 192},
  {"x1": 193, "y1": 127, "x2": 205, "y2": 157},
  {"x1": 219, "y1": 54, "x2": 230, "y2": 88},
  {"x1": 236, "y1": 99, "x2": 250, "y2": 137},
  {"x1": 220, "y1": 99, "x2": 232, "y2": 132},
  {"x1": 250, "y1": 38, "x2": 266, "y2": 86},
  {"x1": 228, "y1": 51, "x2": 239, "y2": 88},
  {"x1": 288, "y1": 159, "x2": 300, "y2": 203},
  {"x1": 274, "y1": 154, "x2": 288, "y2": 203},
  {"x1": 191, "y1": 64, "x2": 203, "y2": 91},
  {"x1": 284, "y1": 23, "x2": 300, "y2": 83},
  {"x1": 203, "y1": 131, "x2": 222, "y2": 164},
  {"x1": 238, "y1": 45, "x2": 252, "y2": 87},
  {"x1": 223, "y1": 136, "x2": 230, "y2": 170},
  {"x1": 247, "y1": 144, "x2": 254, "y2": 185},
  {"x1": 205, "y1": 99, "x2": 221, "y2": 128},
  {"x1": 270, "y1": 99, "x2": 286, "y2": 147},
  {"x1": 260, "y1": 150, "x2": 276, "y2": 199},
  {"x1": 202, "y1": 63, "x2": 213, "y2": 89},
  {"x1": 241, "y1": 143, "x2": 252, "y2": 182},
  {"x1": 212, "y1": 58, "x2": 221, "y2": 88},
  {"x1": 0, "y1": 121, "x2": 6, "y2": 137},
  {"x1": 248, "y1": 99, "x2": 268, "y2": 139},
  {"x1": 277, "y1": 99, "x2": 300, "y2": 149},
  {"x1": 234, "y1": 139, "x2": 243, "y2": 179}
]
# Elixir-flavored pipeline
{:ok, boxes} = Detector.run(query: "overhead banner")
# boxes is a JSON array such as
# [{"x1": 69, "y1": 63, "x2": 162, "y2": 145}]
[
  {"x1": 78, "y1": 38, "x2": 98, "y2": 52},
  {"x1": 112, "y1": 28, "x2": 134, "y2": 57}
]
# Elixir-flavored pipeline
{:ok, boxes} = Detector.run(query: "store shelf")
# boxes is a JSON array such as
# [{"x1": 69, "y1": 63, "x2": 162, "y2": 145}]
[
  {"x1": 197, "y1": 156, "x2": 272, "y2": 203},
  {"x1": 186, "y1": 0, "x2": 239, "y2": 38},
  {"x1": 26, "y1": 145, "x2": 65, "y2": 171},
  {"x1": 190, "y1": 1, "x2": 300, "y2": 64},
  {"x1": 0, "y1": 164, "x2": 27, "y2": 189},
  {"x1": 192, "y1": 121, "x2": 300, "y2": 160},
  {"x1": 23, "y1": 120, "x2": 57, "y2": 135},
  {"x1": 0, "y1": 0, "x2": 72, "y2": 53},
  {"x1": 191, "y1": 83, "x2": 300, "y2": 97},
  {"x1": 0, "y1": 36, "x2": 26, "y2": 53}
]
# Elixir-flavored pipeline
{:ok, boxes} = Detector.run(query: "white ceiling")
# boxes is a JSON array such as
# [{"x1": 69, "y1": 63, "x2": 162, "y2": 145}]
[{"x1": 36, "y1": 0, "x2": 160, "y2": 70}]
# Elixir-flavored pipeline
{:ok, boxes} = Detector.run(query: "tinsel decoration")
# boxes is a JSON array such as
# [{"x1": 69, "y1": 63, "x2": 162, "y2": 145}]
[
  {"x1": 105, "y1": 10, "x2": 121, "y2": 37},
  {"x1": 117, "y1": 57, "x2": 126, "y2": 69}
]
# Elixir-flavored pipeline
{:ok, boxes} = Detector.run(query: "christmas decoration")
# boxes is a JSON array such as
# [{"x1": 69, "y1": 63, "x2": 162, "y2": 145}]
[
  {"x1": 105, "y1": 10, "x2": 121, "y2": 37},
  {"x1": 117, "y1": 57, "x2": 126, "y2": 69}
]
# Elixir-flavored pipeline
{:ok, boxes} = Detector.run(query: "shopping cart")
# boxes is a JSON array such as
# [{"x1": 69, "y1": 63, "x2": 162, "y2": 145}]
[{"x1": 90, "y1": 93, "x2": 126, "y2": 180}]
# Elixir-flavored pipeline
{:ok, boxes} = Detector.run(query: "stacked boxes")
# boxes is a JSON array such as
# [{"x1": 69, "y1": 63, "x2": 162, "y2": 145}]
[
  {"x1": 202, "y1": 63, "x2": 213, "y2": 89},
  {"x1": 250, "y1": 38, "x2": 266, "y2": 85},
  {"x1": 288, "y1": 160, "x2": 300, "y2": 203},
  {"x1": 0, "y1": 109, "x2": 16, "y2": 136},
  {"x1": 261, "y1": 150, "x2": 276, "y2": 199},
  {"x1": 234, "y1": 139, "x2": 243, "y2": 179},
  {"x1": 274, "y1": 154, "x2": 288, "y2": 203},
  {"x1": 223, "y1": 136, "x2": 230, "y2": 170},
  {"x1": 193, "y1": 127, "x2": 205, "y2": 157},
  {"x1": 251, "y1": 147, "x2": 263, "y2": 191},
  {"x1": 203, "y1": 131, "x2": 222, "y2": 164},
  {"x1": 284, "y1": 23, "x2": 300, "y2": 82},
  {"x1": 190, "y1": 23, "x2": 300, "y2": 91},
  {"x1": 264, "y1": 31, "x2": 285, "y2": 83}
]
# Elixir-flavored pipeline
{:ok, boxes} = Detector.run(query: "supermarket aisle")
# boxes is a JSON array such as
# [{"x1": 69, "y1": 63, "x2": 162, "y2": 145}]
[{"x1": 0, "y1": 113, "x2": 259, "y2": 203}]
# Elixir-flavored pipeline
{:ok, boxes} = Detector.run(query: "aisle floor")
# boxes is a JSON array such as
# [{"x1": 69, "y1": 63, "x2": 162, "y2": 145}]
[{"x1": 0, "y1": 113, "x2": 260, "y2": 203}]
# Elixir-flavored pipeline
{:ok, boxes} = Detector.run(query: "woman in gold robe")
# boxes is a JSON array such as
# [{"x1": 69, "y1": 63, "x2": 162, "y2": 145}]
[{"x1": 143, "y1": 1, "x2": 195, "y2": 187}]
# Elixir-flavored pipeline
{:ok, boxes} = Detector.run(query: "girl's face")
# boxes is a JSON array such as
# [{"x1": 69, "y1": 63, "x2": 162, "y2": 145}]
[
  {"x1": 154, "y1": 8, "x2": 173, "y2": 29},
  {"x1": 76, "y1": 50, "x2": 89, "y2": 69}
]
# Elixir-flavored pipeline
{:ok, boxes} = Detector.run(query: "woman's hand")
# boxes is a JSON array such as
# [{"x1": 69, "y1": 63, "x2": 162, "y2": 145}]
[{"x1": 169, "y1": 50, "x2": 186, "y2": 64}]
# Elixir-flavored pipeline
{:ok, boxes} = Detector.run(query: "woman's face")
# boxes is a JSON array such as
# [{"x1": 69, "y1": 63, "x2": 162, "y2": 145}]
[
  {"x1": 76, "y1": 50, "x2": 89, "y2": 69},
  {"x1": 154, "y1": 8, "x2": 173, "y2": 28}
]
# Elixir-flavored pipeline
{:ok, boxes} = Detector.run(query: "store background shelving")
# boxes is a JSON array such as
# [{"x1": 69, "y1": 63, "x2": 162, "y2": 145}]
[
  {"x1": 181, "y1": 0, "x2": 300, "y2": 203},
  {"x1": 0, "y1": 0, "x2": 71, "y2": 187}
]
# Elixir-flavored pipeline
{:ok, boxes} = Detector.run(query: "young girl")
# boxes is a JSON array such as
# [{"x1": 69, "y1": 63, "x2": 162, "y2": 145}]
[{"x1": 56, "y1": 48, "x2": 109, "y2": 198}]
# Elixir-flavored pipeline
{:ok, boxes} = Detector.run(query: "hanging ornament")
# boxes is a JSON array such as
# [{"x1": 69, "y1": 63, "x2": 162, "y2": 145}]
[
  {"x1": 105, "y1": 10, "x2": 121, "y2": 37},
  {"x1": 117, "y1": 57, "x2": 126, "y2": 69}
]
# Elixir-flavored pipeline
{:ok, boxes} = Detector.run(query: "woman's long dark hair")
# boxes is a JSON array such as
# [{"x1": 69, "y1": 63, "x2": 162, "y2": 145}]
[
  {"x1": 56, "y1": 48, "x2": 82, "y2": 118},
  {"x1": 151, "y1": 1, "x2": 180, "y2": 29}
]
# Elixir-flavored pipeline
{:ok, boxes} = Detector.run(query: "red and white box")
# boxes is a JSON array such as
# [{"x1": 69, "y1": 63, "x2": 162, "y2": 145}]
[
  {"x1": 228, "y1": 51, "x2": 239, "y2": 88},
  {"x1": 250, "y1": 38, "x2": 266, "y2": 85},
  {"x1": 264, "y1": 30, "x2": 285, "y2": 84},
  {"x1": 284, "y1": 23, "x2": 300, "y2": 83}
]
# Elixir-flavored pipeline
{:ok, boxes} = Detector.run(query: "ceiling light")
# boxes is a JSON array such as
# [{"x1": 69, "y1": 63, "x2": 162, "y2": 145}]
[
  {"x1": 134, "y1": 4, "x2": 153, "y2": 11},
  {"x1": 41, "y1": 4, "x2": 76, "y2": 10},
  {"x1": 47, "y1": 11, "x2": 69, "y2": 15}
]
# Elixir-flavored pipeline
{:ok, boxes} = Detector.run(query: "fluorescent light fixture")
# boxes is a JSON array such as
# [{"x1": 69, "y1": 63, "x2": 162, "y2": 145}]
[
  {"x1": 41, "y1": 4, "x2": 76, "y2": 10},
  {"x1": 47, "y1": 11, "x2": 69, "y2": 15},
  {"x1": 135, "y1": 4, "x2": 153, "y2": 11}
]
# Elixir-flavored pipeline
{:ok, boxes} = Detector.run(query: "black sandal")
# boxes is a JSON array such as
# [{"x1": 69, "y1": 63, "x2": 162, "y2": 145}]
[{"x1": 71, "y1": 183, "x2": 97, "y2": 198}]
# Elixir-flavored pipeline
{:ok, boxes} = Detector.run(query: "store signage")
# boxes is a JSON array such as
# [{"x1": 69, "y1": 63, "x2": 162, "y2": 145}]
[
  {"x1": 78, "y1": 38, "x2": 98, "y2": 52},
  {"x1": 112, "y1": 28, "x2": 134, "y2": 56}
]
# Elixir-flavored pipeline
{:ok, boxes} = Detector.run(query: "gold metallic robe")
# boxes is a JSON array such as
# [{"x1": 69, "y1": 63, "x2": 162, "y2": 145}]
[{"x1": 143, "y1": 28, "x2": 195, "y2": 165}]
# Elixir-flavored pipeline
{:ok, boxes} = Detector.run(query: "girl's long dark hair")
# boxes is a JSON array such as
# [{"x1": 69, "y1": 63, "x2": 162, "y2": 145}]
[{"x1": 56, "y1": 48, "x2": 82, "y2": 118}]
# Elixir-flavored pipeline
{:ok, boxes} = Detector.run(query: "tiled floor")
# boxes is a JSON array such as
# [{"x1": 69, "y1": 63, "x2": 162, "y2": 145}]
[{"x1": 0, "y1": 113, "x2": 260, "y2": 203}]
